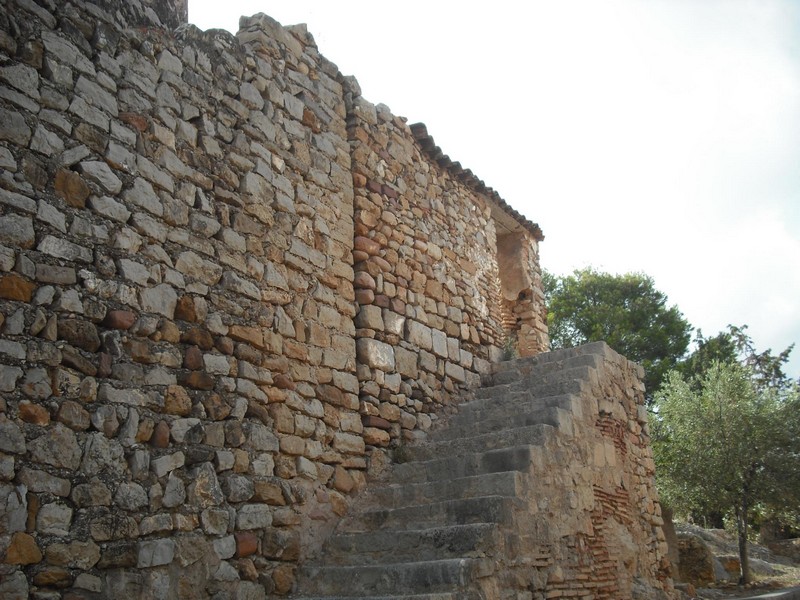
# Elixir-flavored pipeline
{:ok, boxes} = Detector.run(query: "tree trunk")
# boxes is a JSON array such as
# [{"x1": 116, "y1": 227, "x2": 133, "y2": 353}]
[{"x1": 736, "y1": 499, "x2": 751, "y2": 585}]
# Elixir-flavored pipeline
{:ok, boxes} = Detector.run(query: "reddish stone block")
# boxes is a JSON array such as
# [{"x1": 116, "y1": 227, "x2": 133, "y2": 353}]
[
  {"x1": 273, "y1": 374, "x2": 295, "y2": 390},
  {"x1": 54, "y1": 168, "x2": 90, "y2": 208},
  {"x1": 180, "y1": 370, "x2": 215, "y2": 390},
  {"x1": 180, "y1": 327, "x2": 213, "y2": 350},
  {"x1": 235, "y1": 531, "x2": 259, "y2": 557},
  {"x1": 151, "y1": 420, "x2": 170, "y2": 448},
  {"x1": 362, "y1": 415, "x2": 391, "y2": 431},
  {"x1": 19, "y1": 401, "x2": 50, "y2": 425},
  {"x1": 352, "y1": 173, "x2": 367, "y2": 188},
  {"x1": 0, "y1": 273, "x2": 36, "y2": 302},
  {"x1": 174, "y1": 295, "x2": 197, "y2": 322},
  {"x1": 183, "y1": 345, "x2": 203, "y2": 370},
  {"x1": 119, "y1": 112, "x2": 148, "y2": 132},
  {"x1": 103, "y1": 310, "x2": 137, "y2": 330},
  {"x1": 6, "y1": 532, "x2": 42, "y2": 564}
]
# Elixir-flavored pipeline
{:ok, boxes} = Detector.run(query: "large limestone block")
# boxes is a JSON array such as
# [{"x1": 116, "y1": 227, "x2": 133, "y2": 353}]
[{"x1": 356, "y1": 338, "x2": 395, "y2": 371}]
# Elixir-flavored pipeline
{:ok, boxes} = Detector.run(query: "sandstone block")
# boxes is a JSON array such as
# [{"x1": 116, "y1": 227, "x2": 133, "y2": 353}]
[
  {"x1": 6, "y1": 532, "x2": 42, "y2": 565},
  {"x1": 355, "y1": 304, "x2": 384, "y2": 330},
  {"x1": 0, "y1": 273, "x2": 35, "y2": 302},
  {"x1": 356, "y1": 338, "x2": 395, "y2": 371},
  {"x1": 406, "y1": 320, "x2": 433, "y2": 351},
  {"x1": 395, "y1": 346, "x2": 419, "y2": 378}
]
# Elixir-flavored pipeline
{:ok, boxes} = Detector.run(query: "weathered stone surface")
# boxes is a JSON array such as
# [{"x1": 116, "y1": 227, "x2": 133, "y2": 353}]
[
  {"x1": 356, "y1": 338, "x2": 394, "y2": 371},
  {"x1": 0, "y1": 419, "x2": 26, "y2": 453},
  {"x1": 80, "y1": 160, "x2": 122, "y2": 193},
  {"x1": 28, "y1": 423, "x2": 81, "y2": 469},
  {"x1": 0, "y1": 214, "x2": 35, "y2": 248},
  {"x1": 36, "y1": 502, "x2": 73, "y2": 535},
  {"x1": 236, "y1": 503, "x2": 272, "y2": 530},
  {"x1": 137, "y1": 539, "x2": 175, "y2": 568},
  {"x1": 0, "y1": 273, "x2": 36, "y2": 301},
  {"x1": 58, "y1": 318, "x2": 101, "y2": 352},
  {"x1": 188, "y1": 462, "x2": 224, "y2": 508},
  {"x1": 6, "y1": 532, "x2": 42, "y2": 564},
  {"x1": 140, "y1": 283, "x2": 177, "y2": 318},
  {"x1": 54, "y1": 168, "x2": 91, "y2": 207}
]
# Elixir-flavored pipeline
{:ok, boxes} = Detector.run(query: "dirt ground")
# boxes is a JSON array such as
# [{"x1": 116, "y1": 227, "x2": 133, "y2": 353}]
[{"x1": 674, "y1": 524, "x2": 800, "y2": 599}]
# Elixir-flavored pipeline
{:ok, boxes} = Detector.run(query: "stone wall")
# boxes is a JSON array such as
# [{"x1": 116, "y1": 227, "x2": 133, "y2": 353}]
[
  {"x1": 0, "y1": 1, "x2": 549, "y2": 597},
  {"x1": 501, "y1": 343, "x2": 673, "y2": 599}
]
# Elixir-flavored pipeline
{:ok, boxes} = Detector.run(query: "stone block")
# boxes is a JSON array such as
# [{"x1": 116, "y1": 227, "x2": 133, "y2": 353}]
[
  {"x1": 356, "y1": 338, "x2": 395, "y2": 371},
  {"x1": 236, "y1": 504, "x2": 272, "y2": 530},
  {"x1": 406, "y1": 320, "x2": 433, "y2": 351},
  {"x1": 0, "y1": 214, "x2": 34, "y2": 248},
  {"x1": 355, "y1": 304, "x2": 384, "y2": 330},
  {"x1": 137, "y1": 539, "x2": 175, "y2": 568}
]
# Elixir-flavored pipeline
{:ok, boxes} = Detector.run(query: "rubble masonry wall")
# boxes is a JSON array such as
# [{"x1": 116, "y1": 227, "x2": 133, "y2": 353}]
[{"x1": 0, "y1": 0, "x2": 548, "y2": 597}]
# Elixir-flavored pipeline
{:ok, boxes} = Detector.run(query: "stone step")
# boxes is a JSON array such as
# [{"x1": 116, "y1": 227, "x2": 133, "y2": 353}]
[
  {"x1": 474, "y1": 371, "x2": 589, "y2": 401},
  {"x1": 405, "y1": 423, "x2": 559, "y2": 462},
  {"x1": 391, "y1": 444, "x2": 541, "y2": 484},
  {"x1": 433, "y1": 402, "x2": 578, "y2": 441},
  {"x1": 484, "y1": 350, "x2": 603, "y2": 386},
  {"x1": 366, "y1": 471, "x2": 527, "y2": 509},
  {"x1": 445, "y1": 393, "x2": 582, "y2": 429},
  {"x1": 298, "y1": 558, "x2": 495, "y2": 596},
  {"x1": 320, "y1": 522, "x2": 508, "y2": 565},
  {"x1": 338, "y1": 495, "x2": 521, "y2": 534}
]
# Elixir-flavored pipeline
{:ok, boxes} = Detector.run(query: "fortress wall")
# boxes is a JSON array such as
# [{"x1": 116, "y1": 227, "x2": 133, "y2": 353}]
[
  {"x1": 0, "y1": 0, "x2": 550, "y2": 597},
  {"x1": 346, "y1": 93, "x2": 506, "y2": 448}
]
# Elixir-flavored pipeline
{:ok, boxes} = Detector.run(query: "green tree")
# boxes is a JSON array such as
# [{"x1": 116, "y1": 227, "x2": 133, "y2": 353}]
[
  {"x1": 653, "y1": 363, "x2": 800, "y2": 584},
  {"x1": 544, "y1": 268, "x2": 692, "y2": 394},
  {"x1": 680, "y1": 325, "x2": 795, "y2": 392}
]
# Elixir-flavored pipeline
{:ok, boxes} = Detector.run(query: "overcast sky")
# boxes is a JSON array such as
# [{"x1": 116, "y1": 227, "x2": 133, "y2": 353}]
[{"x1": 189, "y1": 1, "x2": 800, "y2": 379}]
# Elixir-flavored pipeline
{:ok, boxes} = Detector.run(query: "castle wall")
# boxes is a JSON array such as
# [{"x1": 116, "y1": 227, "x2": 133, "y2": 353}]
[
  {"x1": 0, "y1": 1, "x2": 552, "y2": 597},
  {"x1": 347, "y1": 99, "x2": 505, "y2": 447}
]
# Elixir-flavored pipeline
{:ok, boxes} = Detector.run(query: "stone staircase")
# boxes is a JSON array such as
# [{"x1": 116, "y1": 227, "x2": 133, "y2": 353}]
[{"x1": 290, "y1": 342, "x2": 671, "y2": 599}]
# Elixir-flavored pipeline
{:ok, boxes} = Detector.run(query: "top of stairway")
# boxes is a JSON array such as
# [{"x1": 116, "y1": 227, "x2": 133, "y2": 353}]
[{"x1": 485, "y1": 341, "x2": 643, "y2": 384}]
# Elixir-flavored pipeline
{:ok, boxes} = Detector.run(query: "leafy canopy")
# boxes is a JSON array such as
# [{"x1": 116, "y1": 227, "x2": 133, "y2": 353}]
[
  {"x1": 544, "y1": 268, "x2": 692, "y2": 394},
  {"x1": 653, "y1": 362, "x2": 800, "y2": 583}
]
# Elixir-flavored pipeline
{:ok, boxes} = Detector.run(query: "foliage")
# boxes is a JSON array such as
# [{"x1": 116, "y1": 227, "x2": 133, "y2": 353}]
[
  {"x1": 680, "y1": 325, "x2": 796, "y2": 392},
  {"x1": 653, "y1": 362, "x2": 800, "y2": 584},
  {"x1": 543, "y1": 268, "x2": 692, "y2": 394}
]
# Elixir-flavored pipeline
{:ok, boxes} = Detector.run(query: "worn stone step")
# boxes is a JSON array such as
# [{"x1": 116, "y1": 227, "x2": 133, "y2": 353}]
[
  {"x1": 338, "y1": 495, "x2": 521, "y2": 534},
  {"x1": 298, "y1": 558, "x2": 495, "y2": 596},
  {"x1": 463, "y1": 390, "x2": 568, "y2": 419},
  {"x1": 406, "y1": 423, "x2": 559, "y2": 462},
  {"x1": 433, "y1": 402, "x2": 579, "y2": 441},
  {"x1": 474, "y1": 371, "x2": 589, "y2": 401},
  {"x1": 391, "y1": 444, "x2": 541, "y2": 484},
  {"x1": 320, "y1": 522, "x2": 509, "y2": 565},
  {"x1": 446, "y1": 393, "x2": 582, "y2": 429},
  {"x1": 366, "y1": 471, "x2": 527, "y2": 509},
  {"x1": 484, "y1": 350, "x2": 603, "y2": 386}
]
